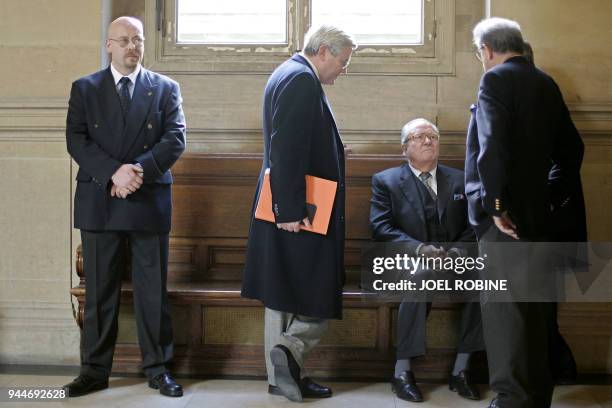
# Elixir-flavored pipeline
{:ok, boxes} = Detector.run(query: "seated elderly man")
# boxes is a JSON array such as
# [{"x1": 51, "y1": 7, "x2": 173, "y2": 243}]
[{"x1": 369, "y1": 118, "x2": 484, "y2": 403}]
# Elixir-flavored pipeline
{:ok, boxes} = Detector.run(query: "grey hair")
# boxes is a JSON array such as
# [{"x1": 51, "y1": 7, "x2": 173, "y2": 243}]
[
  {"x1": 401, "y1": 118, "x2": 439, "y2": 144},
  {"x1": 473, "y1": 17, "x2": 524, "y2": 54},
  {"x1": 303, "y1": 24, "x2": 357, "y2": 57}
]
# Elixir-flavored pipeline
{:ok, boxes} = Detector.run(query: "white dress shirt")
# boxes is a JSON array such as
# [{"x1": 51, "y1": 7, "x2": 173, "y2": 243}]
[{"x1": 110, "y1": 63, "x2": 141, "y2": 98}]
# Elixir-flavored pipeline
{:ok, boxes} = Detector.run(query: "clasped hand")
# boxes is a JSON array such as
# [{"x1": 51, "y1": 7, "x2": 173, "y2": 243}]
[
  {"x1": 110, "y1": 164, "x2": 143, "y2": 199},
  {"x1": 418, "y1": 245, "x2": 464, "y2": 259}
]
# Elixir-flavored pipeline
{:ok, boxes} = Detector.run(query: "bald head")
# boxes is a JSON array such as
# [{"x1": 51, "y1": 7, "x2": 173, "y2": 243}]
[
  {"x1": 108, "y1": 16, "x2": 143, "y2": 38},
  {"x1": 106, "y1": 16, "x2": 144, "y2": 75}
]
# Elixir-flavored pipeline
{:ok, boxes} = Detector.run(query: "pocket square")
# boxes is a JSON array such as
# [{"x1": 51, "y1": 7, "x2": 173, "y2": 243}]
[{"x1": 454, "y1": 193, "x2": 465, "y2": 200}]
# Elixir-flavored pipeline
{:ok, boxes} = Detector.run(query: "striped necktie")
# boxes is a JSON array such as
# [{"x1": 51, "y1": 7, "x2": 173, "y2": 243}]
[{"x1": 418, "y1": 172, "x2": 437, "y2": 200}]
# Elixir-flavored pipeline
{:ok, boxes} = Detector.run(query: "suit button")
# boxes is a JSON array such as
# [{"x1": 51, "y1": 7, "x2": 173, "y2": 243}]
[
  {"x1": 94, "y1": 123, "x2": 98, "y2": 128},
  {"x1": 340, "y1": 216, "x2": 345, "y2": 222},
  {"x1": 340, "y1": 182, "x2": 345, "y2": 189},
  {"x1": 143, "y1": 144, "x2": 148, "y2": 149},
  {"x1": 147, "y1": 123, "x2": 153, "y2": 129}
]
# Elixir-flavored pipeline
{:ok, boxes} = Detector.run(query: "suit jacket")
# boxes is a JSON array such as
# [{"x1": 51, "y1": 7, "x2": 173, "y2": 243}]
[
  {"x1": 465, "y1": 56, "x2": 583, "y2": 240},
  {"x1": 370, "y1": 163, "x2": 474, "y2": 251},
  {"x1": 66, "y1": 66, "x2": 186, "y2": 232},
  {"x1": 241, "y1": 54, "x2": 346, "y2": 319}
]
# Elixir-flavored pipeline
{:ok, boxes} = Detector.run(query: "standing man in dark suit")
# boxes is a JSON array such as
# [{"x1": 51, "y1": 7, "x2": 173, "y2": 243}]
[
  {"x1": 63, "y1": 16, "x2": 186, "y2": 398},
  {"x1": 241, "y1": 25, "x2": 356, "y2": 402},
  {"x1": 370, "y1": 118, "x2": 484, "y2": 403},
  {"x1": 466, "y1": 18, "x2": 583, "y2": 408}
]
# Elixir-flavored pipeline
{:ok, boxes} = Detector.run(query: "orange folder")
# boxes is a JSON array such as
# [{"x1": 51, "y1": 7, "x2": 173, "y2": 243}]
[{"x1": 255, "y1": 169, "x2": 337, "y2": 235}]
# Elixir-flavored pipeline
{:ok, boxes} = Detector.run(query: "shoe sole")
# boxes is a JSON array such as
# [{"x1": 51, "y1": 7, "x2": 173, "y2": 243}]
[
  {"x1": 270, "y1": 347, "x2": 302, "y2": 402},
  {"x1": 271, "y1": 385, "x2": 331, "y2": 399},
  {"x1": 303, "y1": 391, "x2": 332, "y2": 398}
]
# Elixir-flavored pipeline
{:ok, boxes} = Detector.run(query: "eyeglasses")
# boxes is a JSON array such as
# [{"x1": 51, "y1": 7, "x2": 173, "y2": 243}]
[
  {"x1": 108, "y1": 36, "x2": 145, "y2": 48},
  {"x1": 407, "y1": 133, "x2": 440, "y2": 143}
]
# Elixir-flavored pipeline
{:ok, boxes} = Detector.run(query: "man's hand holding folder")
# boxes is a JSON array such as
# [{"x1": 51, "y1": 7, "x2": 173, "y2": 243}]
[
  {"x1": 255, "y1": 168, "x2": 337, "y2": 235},
  {"x1": 277, "y1": 217, "x2": 311, "y2": 233}
]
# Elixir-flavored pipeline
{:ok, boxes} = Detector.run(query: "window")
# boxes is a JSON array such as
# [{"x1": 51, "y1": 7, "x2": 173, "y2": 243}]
[
  {"x1": 145, "y1": 0, "x2": 455, "y2": 75},
  {"x1": 311, "y1": 0, "x2": 423, "y2": 45},
  {"x1": 176, "y1": 0, "x2": 287, "y2": 44}
]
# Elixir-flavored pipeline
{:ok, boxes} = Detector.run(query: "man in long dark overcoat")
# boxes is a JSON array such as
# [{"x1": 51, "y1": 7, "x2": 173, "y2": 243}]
[{"x1": 241, "y1": 24, "x2": 356, "y2": 402}]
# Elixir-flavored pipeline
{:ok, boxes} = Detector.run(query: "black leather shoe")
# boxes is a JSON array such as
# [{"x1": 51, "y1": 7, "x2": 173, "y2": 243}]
[
  {"x1": 449, "y1": 370, "x2": 480, "y2": 400},
  {"x1": 63, "y1": 375, "x2": 108, "y2": 397},
  {"x1": 300, "y1": 377, "x2": 332, "y2": 398},
  {"x1": 270, "y1": 344, "x2": 302, "y2": 402},
  {"x1": 148, "y1": 373, "x2": 183, "y2": 397},
  {"x1": 390, "y1": 371, "x2": 423, "y2": 402},
  {"x1": 269, "y1": 377, "x2": 332, "y2": 399}
]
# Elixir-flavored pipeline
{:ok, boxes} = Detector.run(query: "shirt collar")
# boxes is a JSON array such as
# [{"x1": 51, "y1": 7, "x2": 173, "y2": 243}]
[
  {"x1": 110, "y1": 62, "x2": 141, "y2": 86},
  {"x1": 299, "y1": 52, "x2": 320, "y2": 80},
  {"x1": 408, "y1": 162, "x2": 437, "y2": 181}
]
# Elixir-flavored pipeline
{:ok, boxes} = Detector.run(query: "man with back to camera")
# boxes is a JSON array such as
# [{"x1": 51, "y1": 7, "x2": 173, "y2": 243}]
[
  {"x1": 370, "y1": 118, "x2": 484, "y2": 403},
  {"x1": 466, "y1": 18, "x2": 583, "y2": 407},
  {"x1": 241, "y1": 24, "x2": 356, "y2": 403},
  {"x1": 63, "y1": 16, "x2": 186, "y2": 398},
  {"x1": 468, "y1": 41, "x2": 583, "y2": 386}
]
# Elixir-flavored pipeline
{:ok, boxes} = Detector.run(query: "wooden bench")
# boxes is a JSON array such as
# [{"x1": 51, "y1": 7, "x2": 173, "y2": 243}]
[{"x1": 70, "y1": 153, "x2": 488, "y2": 380}]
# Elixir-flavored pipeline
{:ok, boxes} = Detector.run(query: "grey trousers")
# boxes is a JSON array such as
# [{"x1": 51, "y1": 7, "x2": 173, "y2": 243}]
[{"x1": 264, "y1": 307, "x2": 329, "y2": 386}]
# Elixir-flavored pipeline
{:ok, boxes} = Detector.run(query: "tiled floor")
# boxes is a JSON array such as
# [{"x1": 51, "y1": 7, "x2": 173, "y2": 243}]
[{"x1": 0, "y1": 373, "x2": 611, "y2": 407}]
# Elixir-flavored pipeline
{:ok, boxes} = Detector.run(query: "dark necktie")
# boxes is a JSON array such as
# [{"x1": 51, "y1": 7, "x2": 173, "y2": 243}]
[
  {"x1": 118, "y1": 76, "x2": 131, "y2": 118},
  {"x1": 419, "y1": 172, "x2": 437, "y2": 200}
]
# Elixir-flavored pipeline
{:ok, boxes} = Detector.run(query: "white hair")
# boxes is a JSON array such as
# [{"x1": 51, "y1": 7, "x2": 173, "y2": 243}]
[
  {"x1": 473, "y1": 17, "x2": 524, "y2": 54},
  {"x1": 401, "y1": 118, "x2": 439, "y2": 144},
  {"x1": 303, "y1": 24, "x2": 357, "y2": 56}
]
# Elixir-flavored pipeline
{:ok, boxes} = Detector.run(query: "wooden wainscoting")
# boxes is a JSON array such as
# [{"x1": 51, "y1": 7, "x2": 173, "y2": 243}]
[{"x1": 69, "y1": 153, "x2": 491, "y2": 380}]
